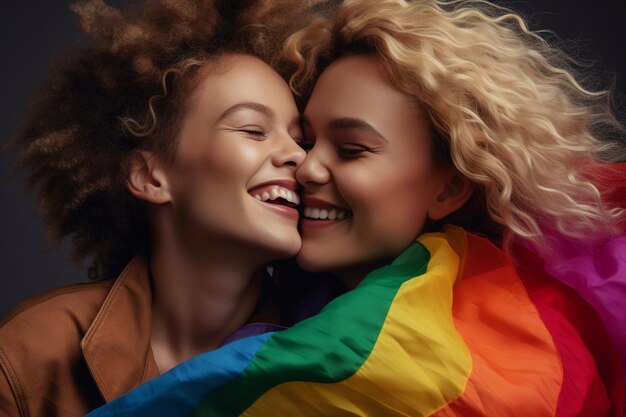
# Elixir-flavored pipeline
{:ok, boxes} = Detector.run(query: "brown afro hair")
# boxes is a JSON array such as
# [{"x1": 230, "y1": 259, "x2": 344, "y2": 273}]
[{"x1": 8, "y1": 0, "x2": 324, "y2": 279}]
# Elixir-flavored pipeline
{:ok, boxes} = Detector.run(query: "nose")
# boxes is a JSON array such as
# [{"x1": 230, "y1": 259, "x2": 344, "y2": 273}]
[
  {"x1": 296, "y1": 143, "x2": 330, "y2": 186},
  {"x1": 272, "y1": 134, "x2": 306, "y2": 169}
]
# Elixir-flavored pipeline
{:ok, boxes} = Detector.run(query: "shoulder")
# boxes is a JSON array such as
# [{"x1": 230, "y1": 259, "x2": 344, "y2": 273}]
[
  {"x1": 0, "y1": 280, "x2": 115, "y2": 416},
  {"x1": 1, "y1": 280, "x2": 114, "y2": 335},
  {"x1": 0, "y1": 280, "x2": 114, "y2": 367}
]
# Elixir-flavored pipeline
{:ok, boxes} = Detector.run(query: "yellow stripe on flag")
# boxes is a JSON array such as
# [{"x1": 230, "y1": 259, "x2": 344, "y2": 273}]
[{"x1": 242, "y1": 228, "x2": 472, "y2": 417}]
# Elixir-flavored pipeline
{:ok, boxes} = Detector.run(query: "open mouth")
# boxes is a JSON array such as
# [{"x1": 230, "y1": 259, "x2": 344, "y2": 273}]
[
  {"x1": 300, "y1": 196, "x2": 352, "y2": 223},
  {"x1": 250, "y1": 186, "x2": 300, "y2": 209},
  {"x1": 302, "y1": 206, "x2": 352, "y2": 221}
]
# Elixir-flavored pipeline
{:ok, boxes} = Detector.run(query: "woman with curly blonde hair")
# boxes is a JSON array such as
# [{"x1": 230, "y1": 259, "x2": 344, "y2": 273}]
[
  {"x1": 284, "y1": 0, "x2": 626, "y2": 414},
  {"x1": 85, "y1": 1, "x2": 626, "y2": 416},
  {"x1": 0, "y1": 0, "x2": 327, "y2": 416}
]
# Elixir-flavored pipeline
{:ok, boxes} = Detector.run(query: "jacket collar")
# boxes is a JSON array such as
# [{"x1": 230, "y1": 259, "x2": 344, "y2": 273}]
[{"x1": 81, "y1": 256, "x2": 159, "y2": 402}]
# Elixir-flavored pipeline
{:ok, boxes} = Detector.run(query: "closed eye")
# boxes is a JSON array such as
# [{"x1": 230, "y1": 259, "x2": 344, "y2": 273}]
[
  {"x1": 239, "y1": 128, "x2": 267, "y2": 138},
  {"x1": 337, "y1": 144, "x2": 369, "y2": 158}
]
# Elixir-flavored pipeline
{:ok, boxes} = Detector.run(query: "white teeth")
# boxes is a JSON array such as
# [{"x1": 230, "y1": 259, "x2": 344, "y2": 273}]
[
  {"x1": 303, "y1": 206, "x2": 350, "y2": 220},
  {"x1": 252, "y1": 186, "x2": 300, "y2": 205}
]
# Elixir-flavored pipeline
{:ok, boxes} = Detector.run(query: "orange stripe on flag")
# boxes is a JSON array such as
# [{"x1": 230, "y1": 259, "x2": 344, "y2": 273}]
[{"x1": 433, "y1": 233, "x2": 562, "y2": 417}]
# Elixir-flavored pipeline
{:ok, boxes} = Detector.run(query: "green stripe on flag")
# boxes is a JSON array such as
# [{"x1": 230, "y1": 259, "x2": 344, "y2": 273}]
[{"x1": 191, "y1": 242, "x2": 431, "y2": 417}]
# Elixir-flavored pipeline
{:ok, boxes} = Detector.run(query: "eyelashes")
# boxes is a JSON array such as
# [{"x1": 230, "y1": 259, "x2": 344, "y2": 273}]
[
  {"x1": 237, "y1": 128, "x2": 304, "y2": 147},
  {"x1": 337, "y1": 144, "x2": 369, "y2": 158},
  {"x1": 238, "y1": 128, "x2": 267, "y2": 138},
  {"x1": 298, "y1": 139, "x2": 371, "y2": 159}
]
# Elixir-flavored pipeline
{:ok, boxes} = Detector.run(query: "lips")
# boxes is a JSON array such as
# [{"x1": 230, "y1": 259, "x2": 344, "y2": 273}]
[{"x1": 248, "y1": 180, "x2": 300, "y2": 220}]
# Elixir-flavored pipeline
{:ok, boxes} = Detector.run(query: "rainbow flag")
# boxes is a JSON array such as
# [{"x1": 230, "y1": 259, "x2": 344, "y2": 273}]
[{"x1": 86, "y1": 226, "x2": 624, "y2": 417}]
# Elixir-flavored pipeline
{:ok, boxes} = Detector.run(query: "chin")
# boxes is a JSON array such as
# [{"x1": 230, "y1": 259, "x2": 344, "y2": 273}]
[
  {"x1": 295, "y1": 252, "x2": 332, "y2": 273},
  {"x1": 296, "y1": 241, "x2": 344, "y2": 272},
  {"x1": 267, "y1": 235, "x2": 302, "y2": 259}
]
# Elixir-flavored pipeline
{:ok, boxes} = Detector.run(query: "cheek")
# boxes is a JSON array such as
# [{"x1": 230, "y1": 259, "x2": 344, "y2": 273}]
[
  {"x1": 199, "y1": 143, "x2": 250, "y2": 177},
  {"x1": 181, "y1": 141, "x2": 263, "y2": 185},
  {"x1": 335, "y1": 168, "x2": 376, "y2": 208},
  {"x1": 345, "y1": 163, "x2": 438, "y2": 242},
  {"x1": 166, "y1": 152, "x2": 237, "y2": 218}
]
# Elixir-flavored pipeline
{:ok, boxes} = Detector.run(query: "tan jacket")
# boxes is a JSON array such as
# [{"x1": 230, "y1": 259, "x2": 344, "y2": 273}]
[{"x1": 0, "y1": 257, "x2": 160, "y2": 417}]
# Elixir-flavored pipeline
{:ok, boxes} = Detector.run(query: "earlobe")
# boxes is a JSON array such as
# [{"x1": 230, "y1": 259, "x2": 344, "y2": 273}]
[
  {"x1": 428, "y1": 171, "x2": 475, "y2": 220},
  {"x1": 126, "y1": 150, "x2": 172, "y2": 204}
]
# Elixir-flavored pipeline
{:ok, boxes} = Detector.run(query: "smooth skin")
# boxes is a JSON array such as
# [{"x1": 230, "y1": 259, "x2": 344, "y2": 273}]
[
  {"x1": 297, "y1": 55, "x2": 473, "y2": 288},
  {"x1": 127, "y1": 54, "x2": 306, "y2": 372}
]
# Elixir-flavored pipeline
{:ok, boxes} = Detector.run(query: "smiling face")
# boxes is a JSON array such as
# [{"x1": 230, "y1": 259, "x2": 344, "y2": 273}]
[
  {"x1": 296, "y1": 55, "x2": 464, "y2": 285},
  {"x1": 159, "y1": 54, "x2": 305, "y2": 261}
]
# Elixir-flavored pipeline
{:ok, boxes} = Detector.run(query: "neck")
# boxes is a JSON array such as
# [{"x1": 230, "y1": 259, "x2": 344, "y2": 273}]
[{"x1": 148, "y1": 217, "x2": 270, "y2": 373}]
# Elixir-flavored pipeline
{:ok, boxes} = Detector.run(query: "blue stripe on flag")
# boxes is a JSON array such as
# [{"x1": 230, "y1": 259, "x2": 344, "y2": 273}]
[{"x1": 85, "y1": 332, "x2": 274, "y2": 417}]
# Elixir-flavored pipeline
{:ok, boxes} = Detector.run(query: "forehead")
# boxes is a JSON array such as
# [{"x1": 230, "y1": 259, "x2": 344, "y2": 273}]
[
  {"x1": 305, "y1": 55, "x2": 420, "y2": 124},
  {"x1": 187, "y1": 54, "x2": 295, "y2": 116}
]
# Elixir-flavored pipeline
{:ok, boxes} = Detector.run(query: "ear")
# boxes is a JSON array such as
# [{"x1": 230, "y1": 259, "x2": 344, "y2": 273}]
[
  {"x1": 126, "y1": 150, "x2": 172, "y2": 204},
  {"x1": 428, "y1": 170, "x2": 475, "y2": 220}
]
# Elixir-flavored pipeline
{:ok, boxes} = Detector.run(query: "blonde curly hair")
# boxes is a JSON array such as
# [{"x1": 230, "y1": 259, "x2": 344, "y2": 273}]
[
  {"x1": 284, "y1": 0, "x2": 625, "y2": 250},
  {"x1": 9, "y1": 0, "x2": 319, "y2": 279}
]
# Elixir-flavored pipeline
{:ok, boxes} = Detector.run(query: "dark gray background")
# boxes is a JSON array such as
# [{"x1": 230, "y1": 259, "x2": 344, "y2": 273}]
[{"x1": 1, "y1": 0, "x2": 625, "y2": 318}]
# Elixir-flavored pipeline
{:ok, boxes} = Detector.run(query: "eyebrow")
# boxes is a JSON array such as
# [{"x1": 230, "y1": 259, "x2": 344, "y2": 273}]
[
  {"x1": 218, "y1": 102, "x2": 275, "y2": 122},
  {"x1": 302, "y1": 116, "x2": 387, "y2": 142}
]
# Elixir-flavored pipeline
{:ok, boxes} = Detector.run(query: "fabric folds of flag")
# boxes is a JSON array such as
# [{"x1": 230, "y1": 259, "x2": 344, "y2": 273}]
[{"x1": 86, "y1": 226, "x2": 625, "y2": 417}]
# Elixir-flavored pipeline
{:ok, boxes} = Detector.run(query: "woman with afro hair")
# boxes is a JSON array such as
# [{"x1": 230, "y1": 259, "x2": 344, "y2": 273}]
[{"x1": 0, "y1": 1, "x2": 324, "y2": 416}]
